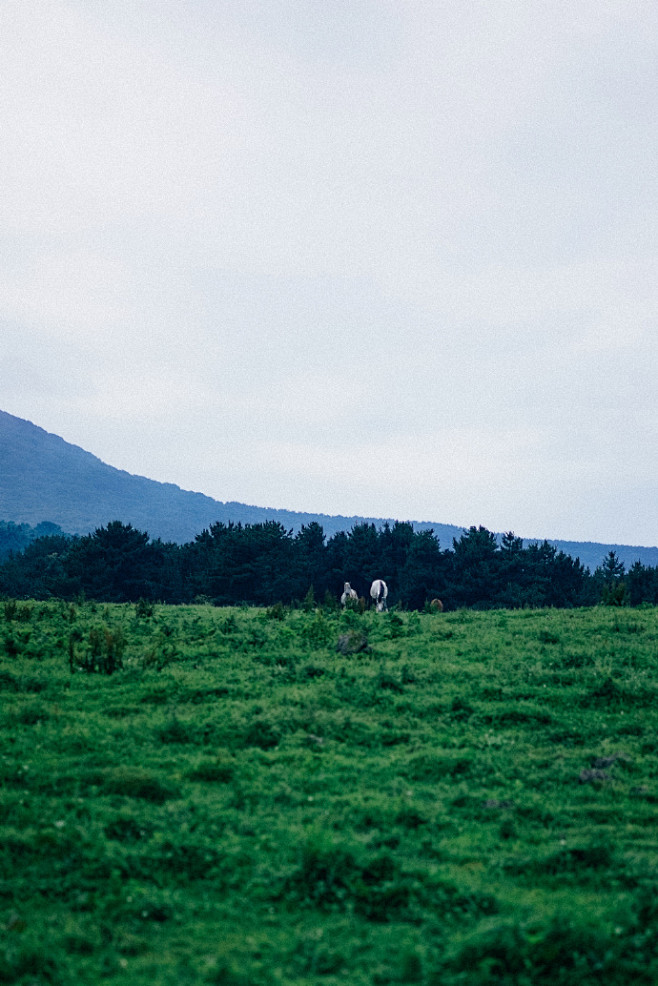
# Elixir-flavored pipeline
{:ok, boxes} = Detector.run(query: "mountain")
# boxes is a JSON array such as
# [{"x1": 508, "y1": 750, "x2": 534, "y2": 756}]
[
  {"x1": 1, "y1": 409, "x2": 657, "y2": 571},
  {"x1": 0, "y1": 410, "x2": 465, "y2": 545}
]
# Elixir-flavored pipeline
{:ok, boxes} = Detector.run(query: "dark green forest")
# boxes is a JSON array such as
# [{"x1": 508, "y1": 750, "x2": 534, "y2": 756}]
[{"x1": 2, "y1": 518, "x2": 658, "y2": 609}]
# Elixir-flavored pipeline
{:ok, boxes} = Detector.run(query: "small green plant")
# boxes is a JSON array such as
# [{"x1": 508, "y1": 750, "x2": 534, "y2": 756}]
[
  {"x1": 375, "y1": 668, "x2": 404, "y2": 693},
  {"x1": 3, "y1": 631, "x2": 21, "y2": 656},
  {"x1": 220, "y1": 613, "x2": 238, "y2": 634},
  {"x1": 387, "y1": 613, "x2": 405, "y2": 638},
  {"x1": 187, "y1": 758, "x2": 234, "y2": 783},
  {"x1": 323, "y1": 589, "x2": 339, "y2": 611},
  {"x1": 243, "y1": 717, "x2": 281, "y2": 749},
  {"x1": 3, "y1": 599, "x2": 18, "y2": 621},
  {"x1": 283, "y1": 836, "x2": 356, "y2": 908},
  {"x1": 101, "y1": 766, "x2": 179, "y2": 803},
  {"x1": 69, "y1": 624, "x2": 126, "y2": 673},
  {"x1": 135, "y1": 598, "x2": 155, "y2": 618},
  {"x1": 158, "y1": 716, "x2": 198, "y2": 745},
  {"x1": 141, "y1": 636, "x2": 176, "y2": 670},
  {"x1": 302, "y1": 611, "x2": 333, "y2": 648}
]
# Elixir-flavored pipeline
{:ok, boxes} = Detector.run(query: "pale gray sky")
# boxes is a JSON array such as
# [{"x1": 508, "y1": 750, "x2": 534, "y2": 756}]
[{"x1": 2, "y1": 0, "x2": 657, "y2": 545}]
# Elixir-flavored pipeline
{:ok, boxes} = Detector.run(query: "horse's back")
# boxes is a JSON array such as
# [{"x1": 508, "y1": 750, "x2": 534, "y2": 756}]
[{"x1": 370, "y1": 579, "x2": 388, "y2": 610}]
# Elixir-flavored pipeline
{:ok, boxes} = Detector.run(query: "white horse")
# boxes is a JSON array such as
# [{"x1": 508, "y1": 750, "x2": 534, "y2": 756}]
[
  {"x1": 370, "y1": 579, "x2": 388, "y2": 612},
  {"x1": 340, "y1": 582, "x2": 358, "y2": 608}
]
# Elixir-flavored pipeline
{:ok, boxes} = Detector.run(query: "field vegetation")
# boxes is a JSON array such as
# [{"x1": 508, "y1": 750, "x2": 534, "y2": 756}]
[{"x1": 2, "y1": 600, "x2": 658, "y2": 984}]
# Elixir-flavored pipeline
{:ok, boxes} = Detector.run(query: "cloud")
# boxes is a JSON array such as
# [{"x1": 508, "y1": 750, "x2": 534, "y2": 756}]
[{"x1": 1, "y1": 0, "x2": 656, "y2": 545}]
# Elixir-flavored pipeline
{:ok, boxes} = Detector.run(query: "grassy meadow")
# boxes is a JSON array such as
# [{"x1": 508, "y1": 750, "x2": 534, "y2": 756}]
[{"x1": 2, "y1": 599, "x2": 658, "y2": 984}]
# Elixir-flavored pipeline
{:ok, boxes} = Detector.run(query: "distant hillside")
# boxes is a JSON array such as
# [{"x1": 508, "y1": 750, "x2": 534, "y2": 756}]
[
  {"x1": 0, "y1": 410, "x2": 465, "y2": 546},
  {"x1": 1, "y1": 409, "x2": 657, "y2": 571}
]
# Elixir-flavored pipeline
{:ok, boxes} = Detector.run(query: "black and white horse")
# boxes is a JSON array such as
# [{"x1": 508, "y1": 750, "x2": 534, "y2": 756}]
[
  {"x1": 340, "y1": 582, "x2": 358, "y2": 608},
  {"x1": 370, "y1": 579, "x2": 388, "y2": 612}
]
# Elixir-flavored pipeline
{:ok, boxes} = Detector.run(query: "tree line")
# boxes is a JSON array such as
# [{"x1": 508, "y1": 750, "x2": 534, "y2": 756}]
[{"x1": 1, "y1": 518, "x2": 657, "y2": 609}]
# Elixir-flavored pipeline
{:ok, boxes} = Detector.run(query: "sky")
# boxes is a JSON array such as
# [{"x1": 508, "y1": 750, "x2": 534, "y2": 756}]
[{"x1": 1, "y1": 0, "x2": 657, "y2": 547}]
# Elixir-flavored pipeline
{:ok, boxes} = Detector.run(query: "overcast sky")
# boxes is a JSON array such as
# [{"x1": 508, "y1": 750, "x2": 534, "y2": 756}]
[{"x1": 2, "y1": 0, "x2": 656, "y2": 546}]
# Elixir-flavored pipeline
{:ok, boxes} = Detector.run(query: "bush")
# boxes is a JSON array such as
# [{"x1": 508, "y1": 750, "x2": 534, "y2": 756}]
[
  {"x1": 282, "y1": 837, "x2": 357, "y2": 909},
  {"x1": 243, "y1": 718, "x2": 281, "y2": 750},
  {"x1": 187, "y1": 758, "x2": 234, "y2": 783},
  {"x1": 100, "y1": 767, "x2": 179, "y2": 803},
  {"x1": 69, "y1": 625, "x2": 126, "y2": 674}
]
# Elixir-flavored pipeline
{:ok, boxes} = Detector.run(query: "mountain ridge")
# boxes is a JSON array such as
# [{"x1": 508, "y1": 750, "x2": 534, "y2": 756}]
[{"x1": 1, "y1": 408, "x2": 656, "y2": 572}]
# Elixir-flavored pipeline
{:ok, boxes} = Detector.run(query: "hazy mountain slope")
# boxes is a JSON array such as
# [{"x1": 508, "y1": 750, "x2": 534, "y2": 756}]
[
  {"x1": 0, "y1": 410, "x2": 464, "y2": 545},
  {"x1": 1, "y1": 409, "x2": 656, "y2": 570}
]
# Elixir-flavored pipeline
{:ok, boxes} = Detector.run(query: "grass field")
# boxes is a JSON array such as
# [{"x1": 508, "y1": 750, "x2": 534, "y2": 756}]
[{"x1": 2, "y1": 600, "x2": 658, "y2": 984}]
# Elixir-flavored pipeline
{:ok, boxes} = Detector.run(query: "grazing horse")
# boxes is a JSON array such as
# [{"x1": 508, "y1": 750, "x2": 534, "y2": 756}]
[
  {"x1": 340, "y1": 582, "x2": 358, "y2": 608},
  {"x1": 370, "y1": 579, "x2": 388, "y2": 612}
]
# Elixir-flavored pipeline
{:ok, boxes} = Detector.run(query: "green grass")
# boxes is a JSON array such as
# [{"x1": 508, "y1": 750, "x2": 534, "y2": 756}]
[{"x1": 2, "y1": 601, "x2": 658, "y2": 983}]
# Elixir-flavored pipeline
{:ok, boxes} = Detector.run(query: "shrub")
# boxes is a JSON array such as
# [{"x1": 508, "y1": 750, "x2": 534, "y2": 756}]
[
  {"x1": 104, "y1": 815, "x2": 153, "y2": 842},
  {"x1": 282, "y1": 837, "x2": 357, "y2": 908},
  {"x1": 0, "y1": 939, "x2": 62, "y2": 984},
  {"x1": 387, "y1": 613, "x2": 406, "y2": 638},
  {"x1": 157, "y1": 717, "x2": 198, "y2": 745},
  {"x1": 243, "y1": 718, "x2": 281, "y2": 750},
  {"x1": 3, "y1": 599, "x2": 18, "y2": 621},
  {"x1": 16, "y1": 704, "x2": 49, "y2": 726},
  {"x1": 100, "y1": 767, "x2": 179, "y2": 803},
  {"x1": 303, "y1": 612, "x2": 333, "y2": 648},
  {"x1": 69, "y1": 625, "x2": 126, "y2": 674},
  {"x1": 134, "y1": 597, "x2": 154, "y2": 618},
  {"x1": 375, "y1": 669, "x2": 404, "y2": 693},
  {"x1": 441, "y1": 913, "x2": 620, "y2": 984},
  {"x1": 188, "y1": 759, "x2": 234, "y2": 783}
]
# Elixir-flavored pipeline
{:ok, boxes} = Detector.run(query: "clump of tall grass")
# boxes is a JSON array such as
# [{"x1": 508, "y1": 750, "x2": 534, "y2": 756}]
[{"x1": 68, "y1": 624, "x2": 126, "y2": 674}]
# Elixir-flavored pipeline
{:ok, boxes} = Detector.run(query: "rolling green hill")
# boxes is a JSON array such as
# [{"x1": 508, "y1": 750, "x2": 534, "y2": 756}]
[{"x1": 2, "y1": 602, "x2": 658, "y2": 984}]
